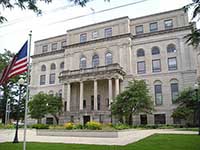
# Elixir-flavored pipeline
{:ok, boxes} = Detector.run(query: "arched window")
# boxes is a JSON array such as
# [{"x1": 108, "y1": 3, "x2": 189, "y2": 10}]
[
  {"x1": 137, "y1": 49, "x2": 145, "y2": 57},
  {"x1": 60, "y1": 62, "x2": 64, "y2": 69},
  {"x1": 50, "y1": 63, "x2": 56, "y2": 70},
  {"x1": 41, "y1": 65, "x2": 46, "y2": 71},
  {"x1": 151, "y1": 46, "x2": 160, "y2": 55},
  {"x1": 92, "y1": 54, "x2": 99, "y2": 67},
  {"x1": 80, "y1": 56, "x2": 86, "y2": 69},
  {"x1": 105, "y1": 52, "x2": 112, "y2": 65},
  {"x1": 58, "y1": 89, "x2": 62, "y2": 97},
  {"x1": 167, "y1": 44, "x2": 176, "y2": 53}
]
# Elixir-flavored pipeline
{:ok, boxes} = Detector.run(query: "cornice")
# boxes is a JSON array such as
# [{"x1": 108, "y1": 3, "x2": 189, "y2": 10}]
[{"x1": 31, "y1": 49, "x2": 65, "y2": 58}]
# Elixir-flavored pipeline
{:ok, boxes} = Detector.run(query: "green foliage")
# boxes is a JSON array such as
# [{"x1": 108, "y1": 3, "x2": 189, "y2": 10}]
[
  {"x1": 31, "y1": 124, "x2": 49, "y2": 129},
  {"x1": 64, "y1": 122, "x2": 74, "y2": 130},
  {"x1": 112, "y1": 123, "x2": 130, "y2": 130},
  {"x1": 172, "y1": 87, "x2": 199, "y2": 125},
  {"x1": 85, "y1": 121, "x2": 102, "y2": 130},
  {"x1": 73, "y1": 123, "x2": 83, "y2": 129},
  {"x1": 28, "y1": 93, "x2": 62, "y2": 124},
  {"x1": 111, "y1": 80, "x2": 153, "y2": 125},
  {"x1": 0, "y1": 123, "x2": 15, "y2": 129}
]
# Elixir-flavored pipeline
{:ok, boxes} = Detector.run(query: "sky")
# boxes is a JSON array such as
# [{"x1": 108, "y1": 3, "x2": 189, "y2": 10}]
[{"x1": 0, "y1": 0, "x2": 193, "y2": 54}]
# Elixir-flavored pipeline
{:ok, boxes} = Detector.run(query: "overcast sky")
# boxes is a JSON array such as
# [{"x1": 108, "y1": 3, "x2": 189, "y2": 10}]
[{"x1": 0, "y1": 0, "x2": 193, "y2": 54}]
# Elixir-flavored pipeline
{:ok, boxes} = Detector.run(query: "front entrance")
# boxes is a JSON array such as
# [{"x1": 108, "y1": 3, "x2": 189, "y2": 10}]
[{"x1": 83, "y1": 116, "x2": 90, "y2": 125}]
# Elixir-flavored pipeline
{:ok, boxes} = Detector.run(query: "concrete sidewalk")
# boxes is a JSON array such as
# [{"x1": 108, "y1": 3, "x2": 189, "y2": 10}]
[{"x1": 0, "y1": 129, "x2": 197, "y2": 146}]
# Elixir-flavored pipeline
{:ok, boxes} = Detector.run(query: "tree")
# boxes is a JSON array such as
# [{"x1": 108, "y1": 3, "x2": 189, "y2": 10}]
[
  {"x1": 172, "y1": 87, "x2": 199, "y2": 126},
  {"x1": 28, "y1": 93, "x2": 48, "y2": 124},
  {"x1": 0, "y1": 0, "x2": 109, "y2": 23},
  {"x1": 46, "y1": 94, "x2": 63, "y2": 124},
  {"x1": 184, "y1": 0, "x2": 200, "y2": 48},
  {"x1": 111, "y1": 80, "x2": 153, "y2": 125},
  {"x1": 0, "y1": 49, "x2": 26, "y2": 124},
  {"x1": 28, "y1": 93, "x2": 62, "y2": 124}
]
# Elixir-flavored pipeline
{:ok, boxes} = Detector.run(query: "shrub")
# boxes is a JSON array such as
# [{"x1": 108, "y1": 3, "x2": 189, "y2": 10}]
[
  {"x1": 113, "y1": 123, "x2": 130, "y2": 130},
  {"x1": 49, "y1": 125, "x2": 65, "y2": 129},
  {"x1": 64, "y1": 122, "x2": 74, "y2": 130},
  {"x1": 73, "y1": 123, "x2": 83, "y2": 129},
  {"x1": 85, "y1": 121, "x2": 102, "y2": 130},
  {"x1": 0, "y1": 123, "x2": 15, "y2": 129},
  {"x1": 31, "y1": 124, "x2": 49, "y2": 129}
]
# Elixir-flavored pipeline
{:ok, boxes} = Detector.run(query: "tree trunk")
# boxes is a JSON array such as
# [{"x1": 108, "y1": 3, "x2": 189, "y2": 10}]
[
  {"x1": 37, "y1": 118, "x2": 42, "y2": 124},
  {"x1": 53, "y1": 114, "x2": 59, "y2": 125},
  {"x1": 128, "y1": 113, "x2": 133, "y2": 125}
]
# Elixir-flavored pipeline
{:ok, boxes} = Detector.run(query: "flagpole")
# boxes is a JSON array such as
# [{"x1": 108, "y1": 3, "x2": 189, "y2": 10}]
[{"x1": 23, "y1": 30, "x2": 32, "y2": 150}]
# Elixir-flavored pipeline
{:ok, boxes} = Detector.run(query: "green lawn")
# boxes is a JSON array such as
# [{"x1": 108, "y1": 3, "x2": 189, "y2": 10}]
[{"x1": 0, "y1": 134, "x2": 200, "y2": 150}]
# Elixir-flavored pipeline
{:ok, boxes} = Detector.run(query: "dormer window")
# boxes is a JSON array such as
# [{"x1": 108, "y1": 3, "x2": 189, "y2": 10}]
[
  {"x1": 80, "y1": 33, "x2": 87, "y2": 43},
  {"x1": 164, "y1": 19, "x2": 173, "y2": 29},
  {"x1": 104, "y1": 28, "x2": 112, "y2": 37}
]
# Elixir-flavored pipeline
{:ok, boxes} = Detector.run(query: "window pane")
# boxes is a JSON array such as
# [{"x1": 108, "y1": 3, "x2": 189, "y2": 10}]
[
  {"x1": 60, "y1": 62, "x2": 64, "y2": 69},
  {"x1": 51, "y1": 63, "x2": 56, "y2": 70},
  {"x1": 150, "y1": 22, "x2": 158, "y2": 32},
  {"x1": 52, "y1": 43, "x2": 57, "y2": 51},
  {"x1": 155, "y1": 84, "x2": 162, "y2": 105},
  {"x1": 136, "y1": 25, "x2": 143, "y2": 34},
  {"x1": 164, "y1": 19, "x2": 173, "y2": 29},
  {"x1": 104, "y1": 28, "x2": 112, "y2": 37},
  {"x1": 80, "y1": 57, "x2": 86, "y2": 69},
  {"x1": 168, "y1": 57, "x2": 177, "y2": 70},
  {"x1": 92, "y1": 55, "x2": 99, "y2": 67},
  {"x1": 171, "y1": 83, "x2": 178, "y2": 103},
  {"x1": 80, "y1": 33, "x2": 87, "y2": 43},
  {"x1": 167, "y1": 44, "x2": 176, "y2": 53},
  {"x1": 105, "y1": 53, "x2": 112, "y2": 65},
  {"x1": 42, "y1": 45, "x2": 48, "y2": 53},
  {"x1": 41, "y1": 65, "x2": 46, "y2": 71},
  {"x1": 152, "y1": 59, "x2": 161, "y2": 72},
  {"x1": 137, "y1": 49, "x2": 145, "y2": 57},
  {"x1": 154, "y1": 114, "x2": 166, "y2": 124},
  {"x1": 92, "y1": 31, "x2": 98, "y2": 39},
  {"x1": 137, "y1": 61, "x2": 145, "y2": 74},
  {"x1": 151, "y1": 47, "x2": 160, "y2": 55},
  {"x1": 61, "y1": 41, "x2": 66, "y2": 47},
  {"x1": 40, "y1": 75, "x2": 46, "y2": 85},
  {"x1": 49, "y1": 73, "x2": 55, "y2": 84}
]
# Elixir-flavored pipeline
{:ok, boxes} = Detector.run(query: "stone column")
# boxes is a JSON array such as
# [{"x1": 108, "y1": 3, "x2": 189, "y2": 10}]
[
  {"x1": 62, "y1": 83, "x2": 67, "y2": 112},
  {"x1": 94, "y1": 79, "x2": 98, "y2": 110},
  {"x1": 115, "y1": 78, "x2": 119, "y2": 96},
  {"x1": 80, "y1": 81, "x2": 83, "y2": 110},
  {"x1": 67, "y1": 82, "x2": 71, "y2": 111},
  {"x1": 108, "y1": 78, "x2": 113, "y2": 106}
]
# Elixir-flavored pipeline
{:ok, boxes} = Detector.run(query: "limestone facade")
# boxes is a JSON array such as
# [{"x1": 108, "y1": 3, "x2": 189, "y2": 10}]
[{"x1": 30, "y1": 8, "x2": 198, "y2": 125}]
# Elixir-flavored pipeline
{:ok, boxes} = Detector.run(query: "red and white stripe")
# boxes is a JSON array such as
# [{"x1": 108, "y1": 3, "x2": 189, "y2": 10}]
[{"x1": 8, "y1": 57, "x2": 28, "y2": 79}]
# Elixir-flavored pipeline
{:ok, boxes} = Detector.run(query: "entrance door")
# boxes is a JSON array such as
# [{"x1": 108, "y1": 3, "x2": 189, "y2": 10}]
[
  {"x1": 140, "y1": 115, "x2": 147, "y2": 125},
  {"x1": 83, "y1": 116, "x2": 90, "y2": 125}
]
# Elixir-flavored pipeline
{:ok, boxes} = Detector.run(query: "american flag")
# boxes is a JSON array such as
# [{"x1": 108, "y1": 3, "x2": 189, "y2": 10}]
[{"x1": 0, "y1": 41, "x2": 28, "y2": 85}]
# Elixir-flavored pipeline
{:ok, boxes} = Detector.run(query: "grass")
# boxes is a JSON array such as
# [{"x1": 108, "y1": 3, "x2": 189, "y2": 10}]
[{"x1": 0, "y1": 134, "x2": 200, "y2": 150}]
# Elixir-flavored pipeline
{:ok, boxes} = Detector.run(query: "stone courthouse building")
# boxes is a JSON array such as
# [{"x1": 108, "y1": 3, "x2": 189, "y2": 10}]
[{"x1": 30, "y1": 8, "x2": 199, "y2": 125}]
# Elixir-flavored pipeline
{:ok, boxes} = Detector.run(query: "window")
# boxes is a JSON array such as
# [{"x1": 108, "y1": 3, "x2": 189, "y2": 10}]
[
  {"x1": 105, "y1": 52, "x2": 112, "y2": 65},
  {"x1": 92, "y1": 31, "x2": 98, "y2": 39},
  {"x1": 152, "y1": 59, "x2": 161, "y2": 72},
  {"x1": 91, "y1": 96, "x2": 94, "y2": 110},
  {"x1": 46, "y1": 117, "x2": 53, "y2": 125},
  {"x1": 168, "y1": 57, "x2": 177, "y2": 70},
  {"x1": 173, "y1": 117, "x2": 181, "y2": 124},
  {"x1": 64, "y1": 101, "x2": 67, "y2": 112},
  {"x1": 171, "y1": 83, "x2": 179, "y2": 103},
  {"x1": 50, "y1": 63, "x2": 56, "y2": 70},
  {"x1": 42, "y1": 45, "x2": 48, "y2": 53},
  {"x1": 80, "y1": 56, "x2": 86, "y2": 69},
  {"x1": 41, "y1": 65, "x2": 46, "y2": 71},
  {"x1": 135, "y1": 25, "x2": 144, "y2": 34},
  {"x1": 58, "y1": 89, "x2": 62, "y2": 98},
  {"x1": 80, "y1": 33, "x2": 87, "y2": 43},
  {"x1": 104, "y1": 28, "x2": 112, "y2": 37},
  {"x1": 164, "y1": 19, "x2": 173, "y2": 29},
  {"x1": 137, "y1": 49, "x2": 145, "y2": 57},
  {"x1": 49, "y1": 73, "x2": 55, "y2": 84},
  {"x1": 151, "y1": 46, "x2": 160, "y2": 55},
  {"x1": 40, "y1": 75, "x2": 46, "y2": 85},
  {"x1": 49, "y1": 90, "x2": 54, "y2": 95},
  {"x1": 92, "y1": 54, "x2": 99, "y2": 67},
  {"x1": 140, "y1": 115, "x2": 147, "y2": 125},
  {"x1": 106, "y1": 98, "x2": 109, "y2": 107},
  {"x1": 154, "y1": 114, "x2": 166, "y2": 124},
  {"x1": 167, "y1": 44, "x2": 176, "y2": 53},
  {"x1": 61, "y1": 40, "x2": 66, "y2": 47},
  {"x1": 51, "y1": 43, "x2": 57, "y2": 51},
  {"x1": 97, "y1": 95, "x2": 101, "y2": 110},
  {"x1": 149, "y1": 22, "x2": 158, "y2": 32},
  {"x1": 60, "y1": 62, "x2": 64, "y2": 69},
  {"x1": 154, "y1": 84, "x2": 163, "y2": 105},
  {"x1": 83, "y1": 100, "x2": 86, "y2": 109},
  {"x1": 137, "y1": 61, "x2": 146, "y2": 74},
  {"x1": 70, "y1": 116, "x2": 74, "y2": 123}
]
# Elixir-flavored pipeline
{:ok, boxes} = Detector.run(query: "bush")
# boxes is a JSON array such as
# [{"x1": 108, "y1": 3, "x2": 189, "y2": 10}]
[
  {"x1": 64, "y1": 122, "x2": 74, "y2": 130},
  {"x1": 31, "y1": 124, "x2": 49, "y2": 129},
  {"x1": 113, "y1": 123, "x2": 130, "y2": 130},
  {"x1": 73, "y1": 123, "x2": 83, "y2": 129},
  {"x1": 85, "y1": 121, "x2": 102, "y2": 130},
  {"x1": 49, "y1": 125, "x2": 65, "y2": 129}
]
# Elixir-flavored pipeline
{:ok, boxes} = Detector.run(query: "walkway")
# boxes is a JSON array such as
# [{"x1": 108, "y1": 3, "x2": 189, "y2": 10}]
[{"x1": 0, "y1": 129, "x2": 197, "y2": 145}]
